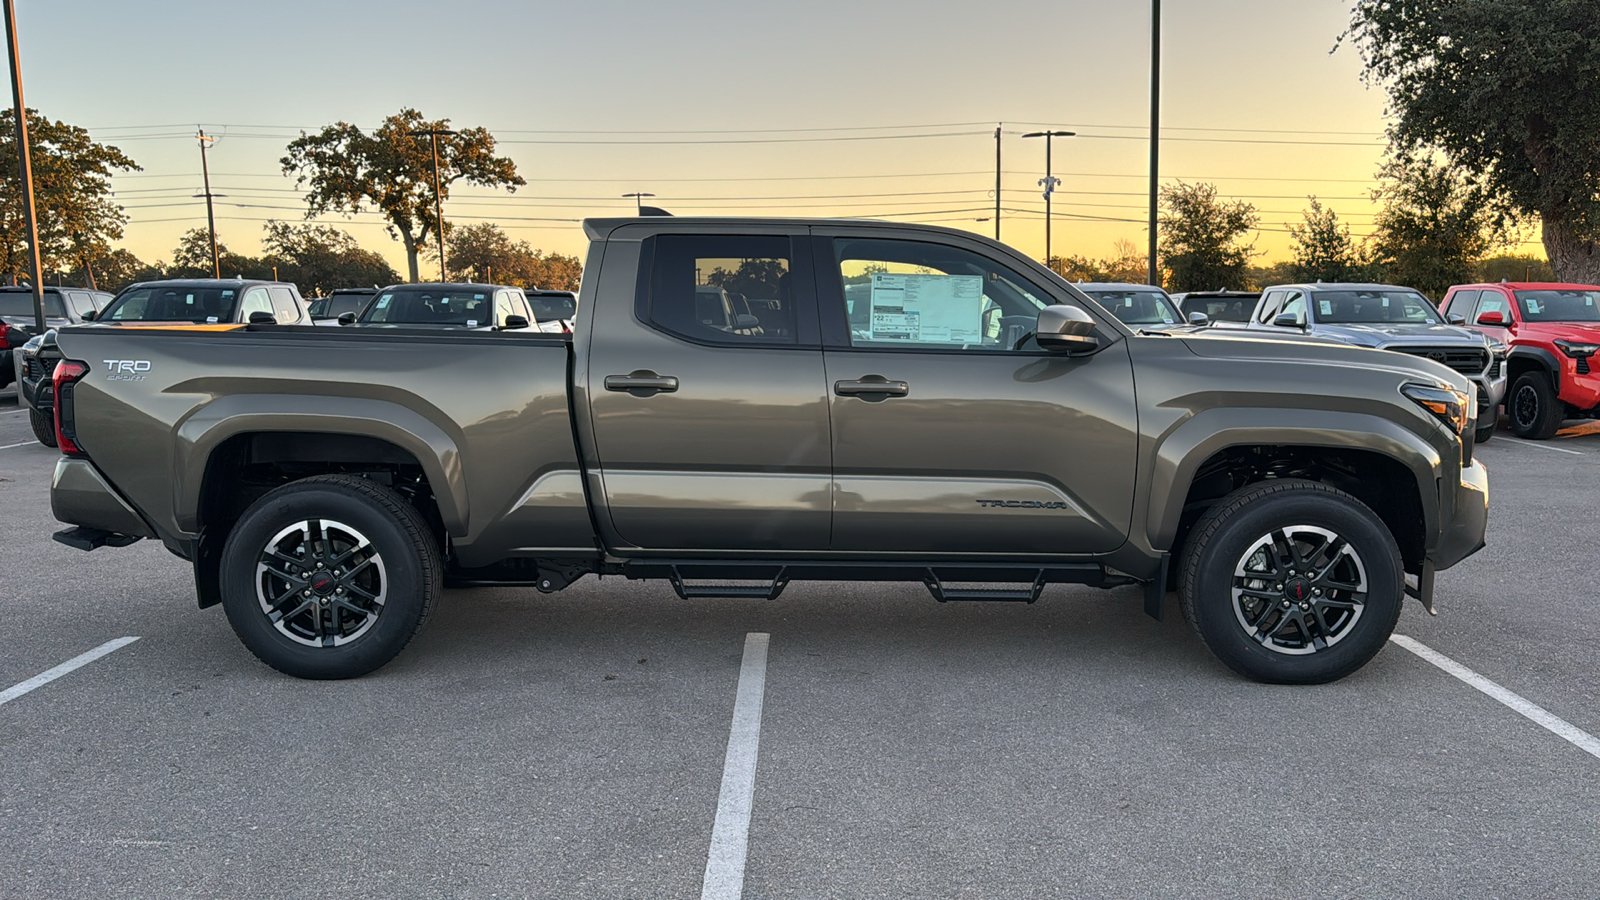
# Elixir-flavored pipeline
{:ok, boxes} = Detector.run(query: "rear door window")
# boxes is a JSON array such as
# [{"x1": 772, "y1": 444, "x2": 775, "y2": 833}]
[
  {"x1": 645, "y1": 234, "x2": 798, "y2": 344},
  {"x1": 1444, "y1": 289, "x2": 1478, "y2": 319}
]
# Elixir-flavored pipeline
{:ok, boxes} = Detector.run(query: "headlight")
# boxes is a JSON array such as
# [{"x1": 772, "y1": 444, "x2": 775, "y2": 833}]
[
  {"x1": 1401, "y1": 383, "x2": 1472, "y2": 436},
  {"x1": 22, "y1": 334, "x2": 43, "y2": 353},
  {"x1": 1485, "y1": 337, "x2": 1508, "y2": 357},
  {"x1": 1553, "y1": 339, "x2": 1599, "y2": 358}
]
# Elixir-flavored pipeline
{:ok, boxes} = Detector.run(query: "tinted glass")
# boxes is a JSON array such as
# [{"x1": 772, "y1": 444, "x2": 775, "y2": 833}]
[
  {"x1": 1312, "y1": 289, "x2": 1441, "y2": 324},
  {"x1": 67, "y1": 292, "x2": 97, "y2": 316},
  {"x1": 833, "y1": 237, "x2": 1049, "y2": 352},
  {"x1": 268, "y1": 286, "x2": 300, "y2": 323},
  {"x1": 1083, "y1": 289, "x2": 1180, "y2": 326},
  {"x1": 649, "y1": 235, "x2": 796, "y2": 344},
  {"x1": 361, "y1": 287, "x2": 493, "y2": 326},
  {"x1": 1515, "y1": 289, "x2": 1600, "y2": 322},
  {"x1": 103, "y1": 286, "x2": 237, "y2": 323},
  {"x1": 1444, "y1": 289, "x2": 1479, "y2": 318},
  {"x1": 306, "y1": 298, "x2": 330, "y2": 317},
  {"x1": 0, "y1": 293, "x2": 67, "y2": 318},
  {"x1": 1183, "y1": 296, "x2": 1253, "y2": 322},
  {"x1": 529, "y1": 292, "x2": 576, "y2": 320}
]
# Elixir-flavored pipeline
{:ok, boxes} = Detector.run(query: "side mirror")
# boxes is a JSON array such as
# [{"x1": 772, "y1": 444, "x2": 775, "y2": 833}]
[
  {"x1": 502, "y1": 314, "x2": 530, "y2": 330},
  {"x1": 1187, "y1": 311, "x2": 1210, "y2": 326},
  {"x1": 1035, "y1": 306, "x2": 1099, "y2": 354},
  {"x1": 247, "y1": 311, "x2": 276, "y2": 325},
  {"x1": 81, "y1": 309, "x2": 96, "y2": 322},
  {"x1": 1272, "y1": 311, "x2": 1305, "y2": 329},
  {"x1": 337, "y1": 312, "x2": 357, "y2": 325},
  {"x1": 1476, "y1": 310, "x2": 1506, "y2": 326},
  {"x1": 734, "y1": 314, "x2": 760, "y2": 329},
  {"x1": 1447, "y1": 313, "x2": 1466, "y2": 325}
]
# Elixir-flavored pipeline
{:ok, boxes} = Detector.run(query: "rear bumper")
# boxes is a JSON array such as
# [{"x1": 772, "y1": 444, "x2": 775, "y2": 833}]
[
  {"x1": 1431, "y1": 459, "x2": 1488, "y2": 571},
  {"x1": 51, "y1": 457, "x2": 156, "y2": 540}
]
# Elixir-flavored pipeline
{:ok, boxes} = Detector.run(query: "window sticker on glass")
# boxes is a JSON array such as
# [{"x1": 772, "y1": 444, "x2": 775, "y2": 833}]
[
  {"x1": 206, "y1": 316, "x2": 218, "y2": 324},
  {"x1": 1320, "y1": 300, "x2": 1332, "y2": 315},
  {"x1": 867, "y1": 273, "x2": 985, "y2": 344},
  {"x1": 466, "y1": 319, "x2": 478, "y2": 327},
  {"x1": 375, "y1": 295, "x2": 392, "y2": 309}
]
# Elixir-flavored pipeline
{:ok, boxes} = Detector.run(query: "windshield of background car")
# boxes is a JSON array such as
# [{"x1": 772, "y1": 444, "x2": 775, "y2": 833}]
[
  {"x1": 360, "y1": 288, "x2": 491, "y2": 326},
  {"x1": 1181, "y1": 295, "x2": 1253, "y2": 322},
  {"x1": 1515, "y1": 289, "x2": 1600, "y2": 322},
  {"x1": 0, "y1": 293, "x2": 67, "y2": 318},
  {"x1": 1084, "y1": 289, "x2": 1180, "y2": 326},
  {"x1": 1311, "y1": 290, "x2": 1442, "y2": 325},
  {"x1": 101, "y1": 286, "x2": 238, "y2": 323}
]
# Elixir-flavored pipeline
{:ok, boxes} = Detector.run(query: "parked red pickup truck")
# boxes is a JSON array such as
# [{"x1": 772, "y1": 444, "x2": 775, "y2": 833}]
[{"x1": 1441, "y1": 282, "x2": 1600, "y2": 439}]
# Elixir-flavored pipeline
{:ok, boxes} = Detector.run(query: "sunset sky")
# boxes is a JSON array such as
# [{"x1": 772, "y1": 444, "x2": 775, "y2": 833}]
[{"x1": 13, "y1": 0, "x2": 1528, "y2": 275}]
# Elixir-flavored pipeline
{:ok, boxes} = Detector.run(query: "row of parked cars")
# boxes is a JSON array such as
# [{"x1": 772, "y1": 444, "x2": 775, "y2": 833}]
[
  {"x1": 4, "y1": 278, "x2": 578, "y2": 446},
  {"x1": 1071, "y1": 279, "x2": 1600, "y2": 442}
]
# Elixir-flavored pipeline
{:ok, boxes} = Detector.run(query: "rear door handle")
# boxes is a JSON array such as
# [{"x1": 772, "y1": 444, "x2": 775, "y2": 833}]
[
  {"x1": 604, "y1": 371, "x2": 679, "y2": 395},
  {"x1": 834, "y1": 377, "x2": 909, "y2": 397}
]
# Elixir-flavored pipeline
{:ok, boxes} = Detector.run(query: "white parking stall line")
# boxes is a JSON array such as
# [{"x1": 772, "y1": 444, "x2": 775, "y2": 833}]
[
  {"x1": 1391, "y1": 634, "x2": 1600, "y2": 761},
  {"x1": 1505, "y1": 438, "x2": 1583, "y2": 455},
  {"x1": 0, "y1": 637, "x2": 141, "y2": 707},
  {"x1": 0, "y1": 440, "x2": 39, "y2": 451},
  {"x1": 701, "y1": 632, "x2": 771, "y2": 900}
]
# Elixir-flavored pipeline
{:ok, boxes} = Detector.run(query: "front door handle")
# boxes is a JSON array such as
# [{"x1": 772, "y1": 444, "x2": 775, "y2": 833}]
[
  {"x1": 605, "y1": 370, "x2": 679, "y2": 396},
  {"x1": 834, "y1": 376, "x2": 909, "y2": 398}
]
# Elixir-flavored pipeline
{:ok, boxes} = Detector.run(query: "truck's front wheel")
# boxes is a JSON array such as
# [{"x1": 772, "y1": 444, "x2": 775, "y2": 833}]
[
  {"x1": 1178, "y1": 480, "x2": 1403, "y2": 684},
  {"x1": 219, "y1": 475, "x2": 441, "y2": 679}
]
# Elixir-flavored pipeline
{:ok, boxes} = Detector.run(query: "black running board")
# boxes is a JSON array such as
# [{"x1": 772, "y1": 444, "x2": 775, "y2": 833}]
[
  {"x1": 624, "y1": 559, "x2": 1106, "y2": 604},
  {"x1": 53, "y1": 526, "x2": 142, "y2": 552}
]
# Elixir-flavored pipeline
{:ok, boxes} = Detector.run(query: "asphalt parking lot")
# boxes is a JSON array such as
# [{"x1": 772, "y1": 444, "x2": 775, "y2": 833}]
[{"x1": 3, "y1": 387, "x2": 1599, "y2": 900}]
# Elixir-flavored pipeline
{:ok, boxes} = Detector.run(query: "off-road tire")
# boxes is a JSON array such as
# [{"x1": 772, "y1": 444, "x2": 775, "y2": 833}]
[
  {"x1": 30, "y1": 408, "x2": 57, "y2": 447},
  {"x1": 1177, "y1": 479, "x2": 1404, "y2": 685},
  {"x1": 1509, "y1": 371, "x2": 1562, "y2": 440},
  {"x1": 219, "y1": 474, "x2": 441, "y2": 679}
]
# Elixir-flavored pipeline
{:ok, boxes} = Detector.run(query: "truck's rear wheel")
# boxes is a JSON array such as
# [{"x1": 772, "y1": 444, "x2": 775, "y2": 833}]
[
  {"x1": 1178, "y1": 480, "x2": 1403, "y2": 684},
  {"x1": 219, "y1": 474, "x2": 440, "y2": 679},
  {"x1": 30, "y1": 408, "x2": 57, "y2": 447}
]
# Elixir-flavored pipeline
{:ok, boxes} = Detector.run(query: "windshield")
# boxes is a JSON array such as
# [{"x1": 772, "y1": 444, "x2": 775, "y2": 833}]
[
  {"x1": 0, "y1": 293, "x2": 67, "y2": 318},
  {"x1": 1084, "y1": 289, "x2": 1181, "y2": 326},
  {"x1": 101, "y1": 286, "x2": 238, "y2": 323},
  {"x1": 360, "y1": 287, "x2": 491, "y2": 326},
  {"x1": 1515, "y1": 289, "x2": 1600, "y2": 322},
  {"x1": 1311, "y1": 289, "x2": 1442, "y2": 325}
]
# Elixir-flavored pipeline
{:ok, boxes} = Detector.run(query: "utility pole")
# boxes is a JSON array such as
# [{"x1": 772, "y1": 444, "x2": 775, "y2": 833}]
[
  {"x1": 622, "y1": 191, "x2": 655, "y2": 214},
  {"x1": 196, "y1": 129, "x2": 220, "y2": 278},
  {"x1": 1148, "y1": 0, "x2": 1162, "y2": 287},
  {"x1": 409, "y1": 127, "x2": 457, "y2": 281},
  {"x1": 4, "y1": 0, "x2": 45, "y2": 333},
  {"x1": 1022, "y1": 130, "x2": 1074, "y2": 269},
  {"x1": 994, "y1": 124, "x2": 1002, "y2": 242}
]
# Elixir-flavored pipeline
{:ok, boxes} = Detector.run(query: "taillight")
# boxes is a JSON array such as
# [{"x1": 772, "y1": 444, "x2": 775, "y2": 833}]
[
  {"x1": 52, "y1": 359, "x2": 88, "y2": 457},
  {"x1": 3, "y1": 324, "x2": 29, "y2": 349}
]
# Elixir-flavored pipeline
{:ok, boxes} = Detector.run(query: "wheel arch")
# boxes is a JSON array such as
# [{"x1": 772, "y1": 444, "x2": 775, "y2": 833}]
[{"x1": 1507, "y1": 345, "x2": 1560, "y2": 392}]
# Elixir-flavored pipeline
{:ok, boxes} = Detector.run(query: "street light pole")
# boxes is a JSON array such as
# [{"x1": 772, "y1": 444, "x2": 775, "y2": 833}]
[
  {"x1": 4, "y1": 0, "x2": 45, "y2": 333},
  {"x1": 1148, "y1": 0, "x2": 1162, "y2": 287},
  {"x1": 197, "y1": 129, "x2": 220, "y2": 278},
  {"x1": 409, "y1": 127, "x2": 457, "y2": 281},
  {"x1": 1022, "y1": 130, "x2": 1075, "y2": 269},
  {"x1": 994, "y1": 124, "x2": 1002, "y2": 242},
  {"x1": 622, "y1": 192, "x2": 655, "y2": 214}
]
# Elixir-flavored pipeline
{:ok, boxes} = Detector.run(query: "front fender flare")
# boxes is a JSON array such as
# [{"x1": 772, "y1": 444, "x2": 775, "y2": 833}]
[
  {"x1": 1146, "y1": 407, "x2": 1445, "y2": 551},
  {"x1": 1507, "y1": 345, "x2": 1561, "y2": 391},
  {"x1": 171, "y1": 393, "x2": 468, "y2": 536}
]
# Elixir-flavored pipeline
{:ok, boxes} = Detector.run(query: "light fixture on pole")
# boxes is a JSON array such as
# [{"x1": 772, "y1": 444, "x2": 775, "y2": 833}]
[
  {"x1": 622, "y1": 192, "x2": 655, "y2": 214},
  {"x1": 1021, "y1": 130, "x2": 1075, "y2": 268},
  {"x1": 408, "y1": 127, "x2": 457, "y2": 281},
  {"x1": 4, "y1": 0, "x2": 45, "y2": 333}
]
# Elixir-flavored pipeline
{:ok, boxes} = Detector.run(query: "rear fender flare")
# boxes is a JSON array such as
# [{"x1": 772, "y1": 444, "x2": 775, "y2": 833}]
[
  {"x1": 172, "y1": 394, "x2": 467, "y2": 536},
  {"x1": 1147, "y1": 408, "x2": 1444, "y2": 551}
]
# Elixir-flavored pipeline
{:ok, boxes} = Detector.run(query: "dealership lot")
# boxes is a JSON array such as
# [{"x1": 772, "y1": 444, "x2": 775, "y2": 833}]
[{"x1": 3, "y1": 388, "x2": 1599, "y2": 899}]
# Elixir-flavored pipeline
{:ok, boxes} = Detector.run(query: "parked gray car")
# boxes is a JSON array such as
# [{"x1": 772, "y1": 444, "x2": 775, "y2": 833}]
[
  {"x1": 1073, "y1": 282, "x2": 1193, "y2": 330},
  {"x1": 44, "y1": 219, "x2": 1487, "y2": 686},
  {"x1": 1240, "y1": 283, "x2": 1508, "y2": 442}
]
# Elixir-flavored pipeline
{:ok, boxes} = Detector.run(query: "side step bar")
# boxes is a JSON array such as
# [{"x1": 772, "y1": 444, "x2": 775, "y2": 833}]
[
  {"x1": 626, "y1": 560, "x2": 1107, "y2": 604},
  {"x1": 53, "y1": 526, "x2": 142, "y2": 552}
]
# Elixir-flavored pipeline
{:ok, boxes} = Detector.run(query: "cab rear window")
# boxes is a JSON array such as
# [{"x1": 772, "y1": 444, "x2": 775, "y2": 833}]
[
  {"x1": 0, "y1": 293, "x2": 67, "y2": 318},
  {"x1": 103, "y1": 287, "x2": 238, "y2": 323}
]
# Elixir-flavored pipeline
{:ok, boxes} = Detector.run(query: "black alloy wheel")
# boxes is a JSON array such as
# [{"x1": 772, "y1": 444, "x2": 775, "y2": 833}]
[
  {"x1": 1509, "y1": 371, "x2": 1562, "y2": 440},
  {"x1": 220, "y1": 474, "x2": 440, "y2": 679}
]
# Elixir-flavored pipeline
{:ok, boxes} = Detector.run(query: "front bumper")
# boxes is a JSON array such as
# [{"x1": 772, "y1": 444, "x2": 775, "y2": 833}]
[
  {"x1": 17, "y1": 350, "x2": 50, "y2": 411},
  {"x1": 1470, "y1": 369, "x2": 1507, "y2": 424},
  {"x1": 1431, "y1": 459, "x2": 1488, "y2": 572}
]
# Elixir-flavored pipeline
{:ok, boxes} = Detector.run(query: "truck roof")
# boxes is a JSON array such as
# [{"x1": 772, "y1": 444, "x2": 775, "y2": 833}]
[
  {"x1": 1452, "y1": 281, "x2": 1600, "y2": 291},
  {"x1": 582, "y1": 216, "x2": 990, "y2": 242},
  {"x1": 377, "y1": 282, "x2": 517, "y2": 292},
  {"x1": 1267, "y1": 282, "x2": 1421, "y2": 293},
  {"x1": 121, "y1": 278, "x2": 293, "y2": 291}
]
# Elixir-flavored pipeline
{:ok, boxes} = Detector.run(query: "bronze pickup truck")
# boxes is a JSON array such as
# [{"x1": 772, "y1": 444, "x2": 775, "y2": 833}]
[{"x1": 45, "y1": 218, "x2": 1488, "y2": 683}]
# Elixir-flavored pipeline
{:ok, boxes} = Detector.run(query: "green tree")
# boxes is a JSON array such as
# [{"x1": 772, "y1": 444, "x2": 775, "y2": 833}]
[
  {"x1": 1050, "y1": 239, "x2": 1150, "y2": 284},
  {"x1": 261, "y1": 221, "x2": 399, "y2": 295},
  {"x1": 62, "y1": 248, "x2": 162, "y2": 293},
  {"x1": 1476, "y1": 254, "x2": 1556, "y2": 284},
  {"x1": 1368, "y1": 158, "x2": 1503, "y2": 299},
  {"x1": 1286, "y1": 198, "x2": 1370, "y2": 282},
  {"x1": 436, "y1": 221, "x2": 582, "y2": 291},
  {"x1": 0, "y1": 108, "x2": 140, "y2": 283},
  {"x1": 281, "y1": 108, "x2": 524, "y2": 283},
  {"x1": 1158, "y1": 182, "x2": 1258, "y2": 291},
  {"x1": 1345, "y1": 0, "x2": 1600, "y2": 282},
  {"x1": 167, "y1": 228, "x2": 273, "y2": 280}
]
